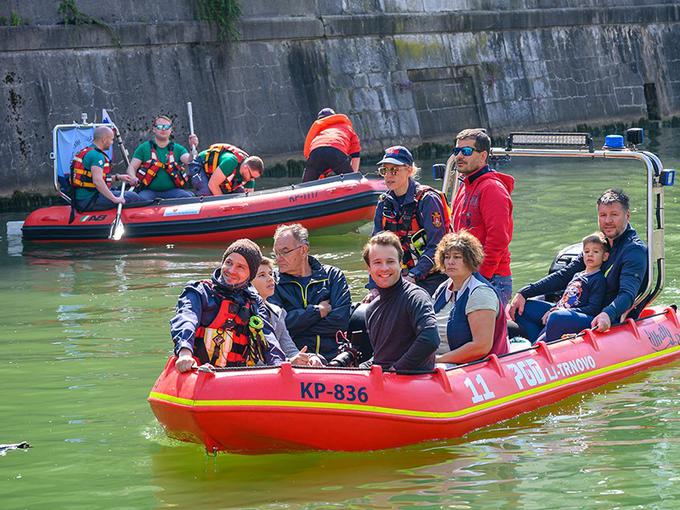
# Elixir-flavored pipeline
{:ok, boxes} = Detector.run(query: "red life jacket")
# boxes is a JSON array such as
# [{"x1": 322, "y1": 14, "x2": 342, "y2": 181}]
[
  {"x1": 202, "y1": 143, "x2": 249, "y2": 194},
  {"x1": 193, "y1": 283, "x2": 268, "y2": 367},
  {"x1": 136, "y1": 141, "x2": 188, "y2": 189},
  {"x1": 381, "y1": 184, "x2": 452, "y2": 271},
  {"x1": 70, "y1": 146, "x2": 112, "y2": 189}
]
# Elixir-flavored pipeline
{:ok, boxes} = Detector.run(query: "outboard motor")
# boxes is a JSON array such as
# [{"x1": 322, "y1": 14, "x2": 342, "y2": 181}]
[{"x1": 545, "y1": 242, "x2": 581, "y2": 302}]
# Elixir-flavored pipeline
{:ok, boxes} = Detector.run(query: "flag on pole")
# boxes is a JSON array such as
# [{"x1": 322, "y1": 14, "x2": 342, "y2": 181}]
[{"x1": 101, "y1": 109, "x2": 115, "y2": 161}]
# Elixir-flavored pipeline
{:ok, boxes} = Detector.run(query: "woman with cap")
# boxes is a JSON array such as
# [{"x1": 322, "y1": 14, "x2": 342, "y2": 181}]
[
  {"x1": 171, "y1": 239, "x2": 285, "y2": 372},
  {"x1": 301, "y1": 108, "x2": 361, "y2": 182},
  {"x1": 370, "y1": 145, "x2": 451, "y2": 297}
]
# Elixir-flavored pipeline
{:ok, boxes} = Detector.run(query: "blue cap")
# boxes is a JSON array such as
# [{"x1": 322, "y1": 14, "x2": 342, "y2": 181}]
[
  {"x1": 378, "y1": 146, "x2": 414, "y2": 166},
  {"x1": 317, "y1": 108, "x2": 336, "y2": 120},
  {"x1": 604, "y1": 135, "x2": 625, "y2": 149}
]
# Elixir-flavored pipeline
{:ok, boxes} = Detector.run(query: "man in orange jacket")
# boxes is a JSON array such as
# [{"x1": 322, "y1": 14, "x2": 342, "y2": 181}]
[{"x1": 302, "y1": 108, "x2": 361, "y2": 182}]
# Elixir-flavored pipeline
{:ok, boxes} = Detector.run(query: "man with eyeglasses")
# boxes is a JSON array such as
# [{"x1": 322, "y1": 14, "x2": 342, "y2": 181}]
[
  {"x1": 451, "y1": 128, "x2": 514, "y2": 305},
  {"x1": 188, "y1": 143, "x2": 264, "y2": 196},
  {"x1": 126, "y1": 114, "x2": 199, "y2": 200},
  {"x1": 269, "y1": 223, "x2": 352, "y2": 361}
]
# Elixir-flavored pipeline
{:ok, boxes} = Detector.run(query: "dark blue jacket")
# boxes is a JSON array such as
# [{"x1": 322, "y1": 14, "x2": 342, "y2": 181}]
[
  {"x1": 270, "y1": 256, "x2": 351, "y2": 359},
  {"x1": 170, "y1": 269, "x2": 285, "y2": 366},
  {"x1": 519, "y1": 225, "x2": 647, "y2": 322},
  {"x1": 372, "y1": 178, "x2": 447, "y2": 280},
  {"x1": 555, "y1": 270, "x2": 607, "y2": 317}
]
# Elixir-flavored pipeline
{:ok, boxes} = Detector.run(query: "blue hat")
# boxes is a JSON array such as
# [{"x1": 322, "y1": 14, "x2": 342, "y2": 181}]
[
  {"x1": 378, "y1": 146, "x2": 413, "y2": 166},
  {"x1": 317, "y1": 108, "x2": 336, "y2": 120}
]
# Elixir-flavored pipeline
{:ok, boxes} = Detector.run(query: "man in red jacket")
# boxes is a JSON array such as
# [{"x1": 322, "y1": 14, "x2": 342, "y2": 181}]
[
  {"x1": 450, "y1": 128, "x2": 514, "y2": 304},
  {"x1": 301, "y1": 108, "x2": 361, "y2": 182}
]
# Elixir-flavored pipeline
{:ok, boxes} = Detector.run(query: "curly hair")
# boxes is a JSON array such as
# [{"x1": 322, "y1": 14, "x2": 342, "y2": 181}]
[{"x1": 435, "y1": 230, "x2": 485, "y2": 272}]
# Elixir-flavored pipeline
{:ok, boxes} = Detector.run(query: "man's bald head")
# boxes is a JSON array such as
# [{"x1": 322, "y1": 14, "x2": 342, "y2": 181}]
[
  {"x1": 94, "y1": 126, "x2": 113, "y2": 141},
  {"x1": 93, "y1": 126, "x2": 114, "y2": 150}
]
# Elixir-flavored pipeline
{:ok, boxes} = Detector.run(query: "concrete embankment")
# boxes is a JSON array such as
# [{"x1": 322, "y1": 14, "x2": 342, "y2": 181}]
[{"x1": 1, "y1": 0, "x2": 679, "y2": 196}]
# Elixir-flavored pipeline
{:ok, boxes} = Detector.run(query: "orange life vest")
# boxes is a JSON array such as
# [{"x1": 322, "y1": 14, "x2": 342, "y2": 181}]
[
  {"x1": 70, "y1": 146, "x2": 112, "y2": 189},
  {"x1": 193, "y1": 286, "x2": 268, "y2": 367},
  {"x1": 136, "y1": 141, "x2": 188, "y2": 189},
  {"x1": 381, "y1": 185, "x2": 452, "y2": 271},
  {"x1": 303, "y1": 114, "x2": 354, "y2": 159},
  {"x1": 202, "y1": 143, "x2": 249, "y2": 194}
]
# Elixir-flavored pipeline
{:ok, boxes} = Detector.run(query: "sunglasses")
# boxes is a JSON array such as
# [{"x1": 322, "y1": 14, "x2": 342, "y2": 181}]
[
  {"x1": 452, "y1": 147, "x2": 479, "y2": 157},
  {"x1": 377, "y1": 166, "x2": 406, "y2": 177},
  {"x1": 154, "y1": 123, "x2": 172, "y2": 130}
]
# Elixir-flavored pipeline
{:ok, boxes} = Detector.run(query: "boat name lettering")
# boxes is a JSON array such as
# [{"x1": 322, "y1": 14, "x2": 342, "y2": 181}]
[
  {"x1": 645, "y1": 324, "x2": 680, "y2": 351},
  {"x1": 555, "y1": 355, "x2": 596, "y2": 378},
  {"x1": 507, "y1": 359, "x2": 547, "y2": 390},
  {"x1": 289, "y1": 191, "x2": 319, "y2": 203},
  {"x1": 299, "y1": 382, "x2": 368, "y2": 403}
]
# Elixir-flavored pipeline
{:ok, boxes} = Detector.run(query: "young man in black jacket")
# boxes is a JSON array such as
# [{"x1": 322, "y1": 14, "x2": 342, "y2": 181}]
[{"x1": 363, "y1": 231, "x2": 439, "y2": 372}]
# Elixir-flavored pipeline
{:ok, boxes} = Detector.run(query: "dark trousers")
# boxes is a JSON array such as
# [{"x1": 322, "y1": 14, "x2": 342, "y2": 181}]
[
  {"x1": 75, "y1": 190, "x2": 144, "y2": 211},
  {"x1": 302, "y1": 146, "x2": 354, "y2": 182},
  {"x1": 515, "y1": 299, "x2": 594, "y2": 343}
]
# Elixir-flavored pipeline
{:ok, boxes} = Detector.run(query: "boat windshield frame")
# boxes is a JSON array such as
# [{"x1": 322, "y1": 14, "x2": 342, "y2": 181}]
[
  {"x1": 51, "y1": 121, "x2": 119, "y2": 205},
  {"x1": 444, "y1": 143, "x2": 667, "y2": 317}
]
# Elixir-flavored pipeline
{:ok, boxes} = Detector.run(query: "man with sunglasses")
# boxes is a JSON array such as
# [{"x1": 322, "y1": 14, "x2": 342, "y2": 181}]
[
  {"x1": 451, "y1": 128, "x2": 514, "y2": 305},
  {"x1": 188, "y1": 143, "x2": 264, "y2": 196},
  {"x1": 269, "y1": 223, "x2": 352, "y2": 361},
  {"x1": 126, "y1": 114, "x2": 199, "y2": 200}
]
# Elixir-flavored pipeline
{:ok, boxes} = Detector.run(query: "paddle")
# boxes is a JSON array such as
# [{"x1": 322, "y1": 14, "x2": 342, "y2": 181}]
[
  {"x1": 187, "y1": 101, "x2": 198, "y2": 159},
  {"x1": 109, "y1": 181, "x2": 127, "y2": 240},
  {"x1": 107, "y1": 121, "x2": 132, "y2": 241},
  {"x1": 442, "y1": 153, "x2": 458, "y2": 210}
]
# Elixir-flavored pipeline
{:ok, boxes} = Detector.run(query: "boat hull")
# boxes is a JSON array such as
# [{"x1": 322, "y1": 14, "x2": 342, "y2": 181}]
[
  {"x1": 22, "y1": 174, "x2": 385, "y2": 243},
  {"x1": 148, "y1": 306, "x2": 680, "y2": 454}
]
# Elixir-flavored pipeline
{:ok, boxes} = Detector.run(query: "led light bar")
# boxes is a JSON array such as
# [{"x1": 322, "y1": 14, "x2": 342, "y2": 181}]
[{"x1": 506, "y1": 132, "x2": 594, "y2": 152}]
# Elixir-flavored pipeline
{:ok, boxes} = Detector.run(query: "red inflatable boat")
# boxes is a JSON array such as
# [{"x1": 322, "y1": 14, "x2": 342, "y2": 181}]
[
  {"x1": 22, "y1": 173, "x2": 386, "y2": 243},
  {"x1": 148, "y1": 306, "x2": 680, "y2": 453},
  {"x1": 148, "y1": 131, "x2": 678, "y2": 453}
]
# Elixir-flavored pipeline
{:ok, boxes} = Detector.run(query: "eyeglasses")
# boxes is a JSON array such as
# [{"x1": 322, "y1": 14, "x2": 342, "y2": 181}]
[
  {"x1": 246, "y1": 167, "x2": 262, "y2": 179},
  {"x1": 154, "y1": 123, "x2": 172, "y2": 130},
  {"x1": 272, "y1": 245, "x2": 305, "y2": 259},
  {"x1": 377, "y1": 166, "x2": 406, "y2": 177},
  {"x1": 452, "y1": 147, "x2": 478, "y2": 157}
]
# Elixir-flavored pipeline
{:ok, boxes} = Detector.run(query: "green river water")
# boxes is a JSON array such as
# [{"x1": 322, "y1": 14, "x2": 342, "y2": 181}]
[{"x1": 2, "y1": 128, "x2": 680, "y2": 509}]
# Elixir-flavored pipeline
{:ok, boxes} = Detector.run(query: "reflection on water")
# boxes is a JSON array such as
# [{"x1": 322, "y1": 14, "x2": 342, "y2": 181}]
[{"x1": 1, "y1": 129, "x2": 680, "y2": 509}]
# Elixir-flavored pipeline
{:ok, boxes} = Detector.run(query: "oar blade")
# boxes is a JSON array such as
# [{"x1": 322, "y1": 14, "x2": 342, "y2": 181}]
[{"x1": 110, "y1": 218, "x2": 125, "y2": 241}]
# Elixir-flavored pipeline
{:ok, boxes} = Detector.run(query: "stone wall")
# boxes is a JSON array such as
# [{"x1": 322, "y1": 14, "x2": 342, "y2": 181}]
[{"x1": 1, "y1": 1, "x2": 679, "y2": 193}]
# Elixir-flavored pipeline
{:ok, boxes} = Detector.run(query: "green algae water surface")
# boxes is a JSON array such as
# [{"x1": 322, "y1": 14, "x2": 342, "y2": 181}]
[{"x1": 1, "y1": 128, "x2": 680, "y2": 509}]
